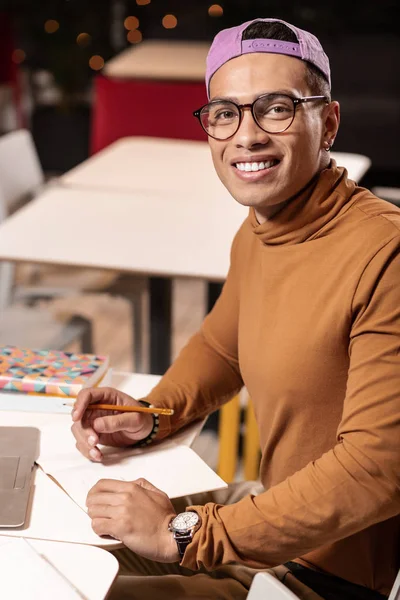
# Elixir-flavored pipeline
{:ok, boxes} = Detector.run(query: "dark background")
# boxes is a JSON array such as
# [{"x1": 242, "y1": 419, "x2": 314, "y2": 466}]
[{"x1": 1, "y1": 0, "x2": 399, "y2": 189}]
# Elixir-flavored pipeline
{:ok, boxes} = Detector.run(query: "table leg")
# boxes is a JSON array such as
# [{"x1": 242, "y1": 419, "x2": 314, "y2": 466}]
[
  {"x1": 149, "y1": 277, "x2": 172, "y2": 375},
  {"x1": 207, "y1": 282, "x2": 223, "y2": 313}
]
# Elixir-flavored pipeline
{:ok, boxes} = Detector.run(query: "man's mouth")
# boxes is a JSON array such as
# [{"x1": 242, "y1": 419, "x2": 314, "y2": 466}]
[{"x1": 234, "y1": 159, "x2": 279, "y2": 172}]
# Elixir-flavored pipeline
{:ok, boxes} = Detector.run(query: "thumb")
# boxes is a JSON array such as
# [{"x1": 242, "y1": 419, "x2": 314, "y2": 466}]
[
  {"x1": 133, "y1": 477, "x2": 167, "y2": 495},
  {"x1": 93, "y1": 412, "x2": 143, "y2": 434}
]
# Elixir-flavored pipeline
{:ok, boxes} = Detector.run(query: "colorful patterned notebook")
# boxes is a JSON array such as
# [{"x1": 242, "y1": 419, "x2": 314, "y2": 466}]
[{"x1": 0, "y1": 346, "x2": 110, "y2": 398}]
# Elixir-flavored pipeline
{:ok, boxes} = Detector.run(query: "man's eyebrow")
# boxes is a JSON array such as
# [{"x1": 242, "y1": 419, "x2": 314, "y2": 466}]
[{"x1": 209, "y1": 89, "x2": 297, "y2": 103}]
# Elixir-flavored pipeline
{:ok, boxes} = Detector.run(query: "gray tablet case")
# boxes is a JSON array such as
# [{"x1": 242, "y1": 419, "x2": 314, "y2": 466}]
[{"x1": 0, "y1": 426, "x2": 40, "y2": 527}]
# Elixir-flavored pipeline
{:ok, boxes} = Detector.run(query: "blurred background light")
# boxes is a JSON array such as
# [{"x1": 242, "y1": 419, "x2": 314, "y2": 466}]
[
  {"x1": 124, "y1": 16, "x2": 140, "y2": 30},
  {"x1": 162, "y1": 14, "x2": 178, "y2": 29},
  {"x1": 208, "y1": 4, "x2": 223, "y2": 17},
  {"x1": 127, "y1": 29, "x2": 142, "y2": 44},
  {"x1": 44, "y1": 20, "x2": 60, "y2": 34},
  {"x1": 89, "y1": 55, "x2": 105, "y2": 70},
  {"x1": 76, "y1": 33, "x2": 91, "y2": 47},
  {"x1": 11, "y1": 49, "x2": 26, "y2": 64}
]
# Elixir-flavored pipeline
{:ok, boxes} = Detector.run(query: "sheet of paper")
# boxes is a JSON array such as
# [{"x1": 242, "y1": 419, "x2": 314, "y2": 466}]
[{"x1": 36, "y1": 420, "x2": 226, "y2": 511}]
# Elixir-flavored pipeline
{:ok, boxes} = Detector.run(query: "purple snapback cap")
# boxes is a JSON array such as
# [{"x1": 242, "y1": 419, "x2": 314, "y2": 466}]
[{"x1": 206, "y1": 17, "x2": 331, "y2": 97}]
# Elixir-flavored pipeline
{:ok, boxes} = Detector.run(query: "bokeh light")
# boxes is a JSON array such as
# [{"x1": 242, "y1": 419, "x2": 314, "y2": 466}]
[
  {"x1": 11, "y1": 49, "x2": 26, "y2": 64},
  {"x1": 127, "y1": 29, "x2": 142, "y2": 44},
  {"x1": 162, "y1": 14, "x2": 178, "y2": 29},
  {"x1": 89, "y1": 55, "x2": 105, "y2": 71},
  {"x1": 44, "y1": 19, "x2": 59, "y2": 33},
  {"x1": 76, "y1": 32, "x2": 91, "y2": 47},
  {"x1": 136, "y1": 0, "x2": 151, "y2": 5},
  {"x1": 124, "y1": 16, "x2": 139, "y2": 30},
  {"x1": 208, "y1": 4, "x2": 223, "y2": 17}
]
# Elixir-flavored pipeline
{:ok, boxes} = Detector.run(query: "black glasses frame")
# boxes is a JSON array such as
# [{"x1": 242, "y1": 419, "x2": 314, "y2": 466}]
[{"x1": 193, "y1": 93, "x2": 329, "y2": 140}]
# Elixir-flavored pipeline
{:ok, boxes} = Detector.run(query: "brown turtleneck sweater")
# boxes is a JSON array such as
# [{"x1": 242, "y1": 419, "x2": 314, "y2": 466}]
[{"x1": 146, "y1": 162, "x2": 400, "y2": 595}]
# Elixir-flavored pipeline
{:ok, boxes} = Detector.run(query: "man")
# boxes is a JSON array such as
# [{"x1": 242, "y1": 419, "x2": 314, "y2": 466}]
[{"x1": 72, "y1": 17, "x2": 400, "y2": 600}]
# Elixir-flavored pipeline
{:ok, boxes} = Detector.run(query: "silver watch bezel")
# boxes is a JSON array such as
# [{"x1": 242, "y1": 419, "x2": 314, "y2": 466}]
[{"x1": 169, "y1": 511, "x2": 200, "y2": 534}]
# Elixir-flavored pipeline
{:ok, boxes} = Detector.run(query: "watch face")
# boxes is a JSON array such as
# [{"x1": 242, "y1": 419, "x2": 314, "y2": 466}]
[{"x1": 171, "y1": 511, "x2": 199, "y2": 533}]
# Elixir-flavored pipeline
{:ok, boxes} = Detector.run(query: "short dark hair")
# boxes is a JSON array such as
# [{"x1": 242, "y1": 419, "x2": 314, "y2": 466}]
[{"x1": 242, "y1": 21, "x2": 331, "y2": 101}]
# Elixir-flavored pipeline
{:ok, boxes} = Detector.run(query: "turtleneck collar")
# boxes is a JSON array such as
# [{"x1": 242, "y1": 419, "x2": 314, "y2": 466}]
[{"x1": 249, "y1": 160, "x2": 357, "y2": 246}]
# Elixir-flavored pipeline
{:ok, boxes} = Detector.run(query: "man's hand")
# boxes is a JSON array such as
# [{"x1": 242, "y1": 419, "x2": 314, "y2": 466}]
[
  {"x1": 71, "y1": 387, "x2": 154, "y2": 462},
  {"x1": 86, "y1": 477, "x2": 180, "y2": 563}
]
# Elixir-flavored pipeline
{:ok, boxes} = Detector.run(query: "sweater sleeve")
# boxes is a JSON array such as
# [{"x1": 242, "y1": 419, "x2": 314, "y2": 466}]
[
  {"x1": 144, "y1": 227, "x2": 245, "y2": 439},
  {"x1": 182, "y1": 238, "x2": 400, "y2": 570}
]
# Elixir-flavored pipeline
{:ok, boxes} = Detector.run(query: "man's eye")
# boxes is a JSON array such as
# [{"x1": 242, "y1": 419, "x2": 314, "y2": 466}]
[{"x1": 214, "y1": 110, "x2": 236, "y2": 121}]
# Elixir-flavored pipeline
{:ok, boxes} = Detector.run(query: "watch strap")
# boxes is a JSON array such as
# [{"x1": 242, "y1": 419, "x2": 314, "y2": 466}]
[{"x1": 174, "y1": 531, "x2": 194, "y2": 560}]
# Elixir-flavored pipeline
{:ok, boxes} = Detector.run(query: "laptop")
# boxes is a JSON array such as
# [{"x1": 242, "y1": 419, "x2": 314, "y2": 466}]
[{"x1": 0, "y1": 427, "x2": 40, "y2": 527}]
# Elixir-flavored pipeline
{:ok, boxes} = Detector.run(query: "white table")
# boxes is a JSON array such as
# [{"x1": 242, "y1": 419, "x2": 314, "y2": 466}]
[
  {"x1": 0, "y1": 372, "x2": 161, "y2": 547},
  {"x1": 62, "y1": 137, "x2": 372, "y2": 193},
  {"x1": 0, "y1": 138, "x2": 372, "y2": 373},
  {"x1": 0, "y1": 181, "x2": 246, "y2": 373},
  {"x1": 0, "y1": 537, "x2": 119, "y2": 599}
]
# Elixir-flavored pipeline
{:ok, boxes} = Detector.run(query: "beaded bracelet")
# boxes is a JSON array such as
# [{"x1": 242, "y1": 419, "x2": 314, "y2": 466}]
[{"x1": 133, "y1": 400, "x2": 160, "y2": 448}]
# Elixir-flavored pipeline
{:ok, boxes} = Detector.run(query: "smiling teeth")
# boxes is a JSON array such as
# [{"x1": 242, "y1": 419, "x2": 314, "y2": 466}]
[{"x1": 235, "y1": 160, "x2": 275, "y2": 172}]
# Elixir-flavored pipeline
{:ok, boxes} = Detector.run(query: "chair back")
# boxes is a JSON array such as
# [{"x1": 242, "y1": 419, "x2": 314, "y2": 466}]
[
  {"x1": 389, "y1": 570, "x2": 400, "y2": 600},
  {"x1": 0, "y1": 129, "x2": 44, "y2": 212},
  {"x1": 247, "y1": 572, "x2": 299, "y2": 600},
  {"x1": 0, "y1": 187, "x2": 16, "y2": 311}
]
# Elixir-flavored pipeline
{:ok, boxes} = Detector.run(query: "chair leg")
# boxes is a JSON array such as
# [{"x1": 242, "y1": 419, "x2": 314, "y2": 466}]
[
  {"x1": 133, "y1": 294, "x2": 144, "y2": 373},
  {"x1": 243, "y1": 398, "x2": 260, "y2": 481},
  {"x1": 70, "y1": 316, "x2": 94, "y2": 354}
]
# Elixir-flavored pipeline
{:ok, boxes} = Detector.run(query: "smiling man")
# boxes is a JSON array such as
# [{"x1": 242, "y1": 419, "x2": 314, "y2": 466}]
[{"x1": 71, "y1": 18, "x2": 400, "y2": 600}]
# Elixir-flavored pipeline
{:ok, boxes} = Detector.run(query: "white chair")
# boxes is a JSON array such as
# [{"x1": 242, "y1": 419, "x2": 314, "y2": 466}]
[
  {"x1": 248, "y1": 567, "x2": 400, "y2": 600},
  {"x1": 0, "y1": 129, "x2": 146, "y2": 370},
  {"x1": 372, "y1": 186, "x2": 400, "y2": 207},
  {"x1": 0, "y1": 180, "x2": 93, "y2": 351},
  {"x1": 389, "y1": 569, "x2": 400, "y2": 600},
  {"x1": 247, "y1": 572, "x2": 300, "y2": 600}
]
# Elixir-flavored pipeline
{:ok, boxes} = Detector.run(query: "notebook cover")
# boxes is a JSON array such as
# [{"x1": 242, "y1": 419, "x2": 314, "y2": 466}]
[{"x1": 0, "y1": 346, "x2": 109, "y2": 397}]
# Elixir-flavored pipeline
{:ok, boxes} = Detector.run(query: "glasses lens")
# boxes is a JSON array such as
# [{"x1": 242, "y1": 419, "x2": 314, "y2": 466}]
[
  {"x1": 200, "y1": 101, "x2": 240, "y2": 140},
  {"x1": 254, "y1": 94, "x2": 295, "y2": 133}
]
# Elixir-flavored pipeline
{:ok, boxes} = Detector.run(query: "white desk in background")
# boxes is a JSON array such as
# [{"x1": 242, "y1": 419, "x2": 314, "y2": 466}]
[
  {"x1": 0, "y1": 182, "x2": 247, "y2": 374},
  {"x1": 0, "y1": 537, "x2": 119, "y2": 600},
  {"x1": 60, "y1": 137, "x2": 372, "y2": 373},
  {"x1": 103, "y1": 39, "x2": 210, "y2": 81},
  {"x1": 0, "y1": 139, "x2": 372, "y2": 374},
  {"x1": 61, "y1": 137, "x2": 372, "y2": 194}
]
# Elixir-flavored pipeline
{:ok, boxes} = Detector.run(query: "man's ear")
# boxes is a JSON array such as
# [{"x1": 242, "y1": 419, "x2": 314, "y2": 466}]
[{"x1": 323, "y1": 100, "x2": 340, "y2": 148}]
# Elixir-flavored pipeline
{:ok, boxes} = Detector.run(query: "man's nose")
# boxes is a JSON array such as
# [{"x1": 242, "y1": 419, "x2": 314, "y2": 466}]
[{"x1": 234, "y1": 107, "x2": 271, "y2": 147}]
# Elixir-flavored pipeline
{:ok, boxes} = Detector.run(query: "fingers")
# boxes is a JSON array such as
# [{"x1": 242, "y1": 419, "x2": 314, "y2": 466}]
[
  {"x1": 93, "y1": 412, "x2": 143, "y2": 434},
  {"x1": 71, "y1": 387, "x2": 149, "y2": 460},
  {"x1": 72, "y1": 387, "x2": 118, "y2": 422},
  {"x1": 72, "y1": 422, "x2": 103, "y2": 462},
  {"x1": 134, "y1": 477, "x2": 168, "y2": 495},
  {"x1": 91, "y1": 517, "x2": 120, "y2": 539},
  {"x1": 88, "y1": 478, "x2": 132, "y2": 496}
]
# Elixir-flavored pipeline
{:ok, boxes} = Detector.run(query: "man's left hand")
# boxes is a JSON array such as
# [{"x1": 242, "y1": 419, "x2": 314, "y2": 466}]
[{"x1": 86, "y1": 478, "x2": 180, "y2": 563}]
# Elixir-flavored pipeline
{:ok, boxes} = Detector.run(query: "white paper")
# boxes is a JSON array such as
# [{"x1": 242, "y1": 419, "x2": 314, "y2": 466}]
[{"x1": 36, "y1": 420, "x2": 226, "y2": 511}]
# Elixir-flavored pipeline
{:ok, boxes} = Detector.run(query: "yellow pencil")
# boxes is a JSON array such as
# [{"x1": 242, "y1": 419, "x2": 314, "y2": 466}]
[{"x1": 63, "y1": 402, "x2": 174, "y2": 416}]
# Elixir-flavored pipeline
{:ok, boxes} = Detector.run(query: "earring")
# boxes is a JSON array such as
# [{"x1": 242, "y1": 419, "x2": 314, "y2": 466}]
[{"x1": 324, "y1": 140, "x2": 333, "y2": 152}]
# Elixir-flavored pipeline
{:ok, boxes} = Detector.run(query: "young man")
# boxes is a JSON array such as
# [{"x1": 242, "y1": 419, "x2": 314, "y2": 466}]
[{"x1": 71, "y1": 18, "x2": 400, "y2": 600}]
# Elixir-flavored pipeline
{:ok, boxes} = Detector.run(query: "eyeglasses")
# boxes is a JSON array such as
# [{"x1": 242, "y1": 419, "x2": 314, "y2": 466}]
[{"x1": 193, "y1": 93, "x2": 328, "y2": 141}]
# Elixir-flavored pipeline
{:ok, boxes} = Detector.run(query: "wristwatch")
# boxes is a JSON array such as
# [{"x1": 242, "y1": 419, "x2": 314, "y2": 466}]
[{"x1": 168, "y1": 511, "x2": 201, "y2": 560}]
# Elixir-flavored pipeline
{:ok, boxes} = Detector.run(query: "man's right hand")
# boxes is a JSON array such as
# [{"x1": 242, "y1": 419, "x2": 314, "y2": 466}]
[{"x1": 71, "y1": 387, "x2": 154, "y2": 462}]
